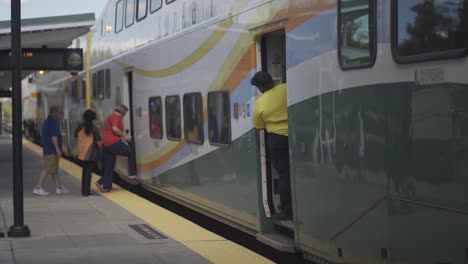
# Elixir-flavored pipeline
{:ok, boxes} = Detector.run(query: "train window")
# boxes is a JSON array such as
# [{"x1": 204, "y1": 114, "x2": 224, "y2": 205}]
[
  {"x1": 149, "y1": 97, "x2": 163, "y2": 139},
  {"x1": 92, "y1": 73, "x2": 98, "y2": 100},
  {"x1": 126, "y1": 0, "x2": 135, "y2": 28},
  {"x1": 115, "y1": 0, "x2": 124, "y2": 33},
  {"x1": 392, "y1": 0, "x2": 468, "y2": 63},
  {"x1": 150, "y1": 0, "x2": 162, "y2": 13},
  {"x1": 338, "y1": 0, "x2": 377, "y2": 70},
  {"x1": 98, "y1": 70, "x2": 104, "y2": 100},
  {"x1": 183, "y1": 93, "x2": 204, "y2": 145},
  {"x1": 208, "y1": 91, "x2": 231, "y2": 146},
  {"x1": 165, "y1": 95, "x2": 181, "y2": 141},
  {"x1": 71, "y1": 80, "x2": 78, "y2": 101},
  {"x1": 137, "y1": 0, "x2": 148, "y2": 21},
  {"x1": 82, "y1": 80, "x2": 86, "y2": 101},
  {"x1": 105, "y1": 69, "x2": 111, "y2": 99},
  {"x1": 166, "y1": 0, "x2": 176, "y2": 4},
  {"x1": 204, "y1": 0, "x2": 217, "y2": 19},
  {"x1": 76, "y1": 79, "x2": 83, "y2": 100}
]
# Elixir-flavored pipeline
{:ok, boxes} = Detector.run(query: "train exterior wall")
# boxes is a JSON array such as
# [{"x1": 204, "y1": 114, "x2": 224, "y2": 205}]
[
  {"x1": 88, "y1": 0, "x2": 288, "y2": 233},
  {"x1": 288, "y1": 0, "x2": 468, "y2": 263}
]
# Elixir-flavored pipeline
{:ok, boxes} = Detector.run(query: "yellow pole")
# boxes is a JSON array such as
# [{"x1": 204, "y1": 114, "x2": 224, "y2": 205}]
[{"x1": 85, "y1": 31, "x2": 92, "y2": 109}]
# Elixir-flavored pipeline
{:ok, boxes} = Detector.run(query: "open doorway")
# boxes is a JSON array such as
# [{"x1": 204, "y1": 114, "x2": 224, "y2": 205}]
[
  {"x1": 256, "y1": 29, "x2": 288, "y2": 218},
  {"x1": 261, "y1": 30, "x2": 287, "y2": 84},
  {"x1": 115, "y1": 71, "x2": 138, "y2": 178}
]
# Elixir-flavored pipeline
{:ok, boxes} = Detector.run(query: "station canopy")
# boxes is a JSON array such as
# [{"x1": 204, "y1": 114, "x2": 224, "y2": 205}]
[{"x1": 0, "y1": 13, "x2": 95, "y2": 92}]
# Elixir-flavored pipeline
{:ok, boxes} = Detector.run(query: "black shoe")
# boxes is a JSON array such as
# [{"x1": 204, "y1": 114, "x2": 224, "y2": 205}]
[{"x1": 82, "y1": 191, "x2": 96, "y2": 197}]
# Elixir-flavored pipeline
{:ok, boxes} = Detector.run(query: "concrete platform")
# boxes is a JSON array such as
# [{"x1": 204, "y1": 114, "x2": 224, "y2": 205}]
[{"x1": 0, "y1": 135, "x2": 211, "y2": 264}]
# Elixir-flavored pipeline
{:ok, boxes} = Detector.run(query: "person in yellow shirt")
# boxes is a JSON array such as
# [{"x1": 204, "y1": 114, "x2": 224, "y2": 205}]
[{"x1": 251, "y1": 71, "x2": 292, "y2": 220}]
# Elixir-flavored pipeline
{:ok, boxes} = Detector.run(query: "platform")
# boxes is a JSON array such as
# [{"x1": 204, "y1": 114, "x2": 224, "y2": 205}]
[{"x1": 0, "y1": 135, "x2": 273, "y2": 264}]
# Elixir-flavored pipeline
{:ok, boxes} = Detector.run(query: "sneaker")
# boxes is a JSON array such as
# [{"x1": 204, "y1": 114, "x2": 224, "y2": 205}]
[
  {"x1": 33, "y1": 187, "x2": 49, "y2": 196},
  {"x1": 56, "y1": 185, "x2": 70, "y2": 194}
]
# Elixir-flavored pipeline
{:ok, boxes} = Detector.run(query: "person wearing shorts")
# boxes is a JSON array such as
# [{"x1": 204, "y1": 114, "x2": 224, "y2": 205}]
[{"x1": 33, "y1": 106, "x2": 70, "y2": 196}]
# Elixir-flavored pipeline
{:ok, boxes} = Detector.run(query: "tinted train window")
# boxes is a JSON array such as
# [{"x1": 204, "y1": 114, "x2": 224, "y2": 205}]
[
  {"x1": 149, "y1": 97, "x2": 163, "y2": 139},
  {"x1": 165, "y1": 95, "x2": 181, "y2": 141},
  {"x1": 208, "y1": 91, "x2": 231, "y2": 146},
  {"x1": 115, "y1": 0, "x2": 124, "y2": 33},
  {"x1": 393, "y1": 0, "x2": 468, "y2": 62},
  {"x1": 183, "y1": 93, "x2": 204, "y2": 145},
  {"x1": 97, "y1": 70, "x2": 104, "y2": 100},
  {"x1": 71, "y1": 80, "x2": 78, "y2": 101},
  {"x1": 150, "y1": 0, "x2": 162, "y2": 13},
  {"x1": 105, "y1": 69, "x2": 111, "y2": 99},
  {"x1": 338, "y1": 0, "x2": 376, "y2": 69},
  {"x1": 92, "y1": 73, "x2": 98, "y2": 99},
  {"x1": 126, "y1": 0, "x2": 135, "y2": 28},
  {"x1": 82, "y1": 80, "x2": 86, "y2": 100},
  {"x1": 137, "y1": 0, "x2": 148, "y2": 21}
]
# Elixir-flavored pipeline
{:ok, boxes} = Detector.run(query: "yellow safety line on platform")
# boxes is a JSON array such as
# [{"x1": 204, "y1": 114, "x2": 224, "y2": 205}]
[{"x1": 23, "y1": 140, "x2": 273, "y2": 264}]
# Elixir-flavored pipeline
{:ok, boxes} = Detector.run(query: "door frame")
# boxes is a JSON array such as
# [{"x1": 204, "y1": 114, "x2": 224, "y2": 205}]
[{"x1": 119, "y1": 70, "x2": 138, "y2": 176}]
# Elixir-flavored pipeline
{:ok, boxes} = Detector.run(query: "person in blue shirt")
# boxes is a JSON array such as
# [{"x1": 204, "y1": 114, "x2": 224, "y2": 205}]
[{"x1": 33, "y1": 106, "x2": 69, "y2": 196}]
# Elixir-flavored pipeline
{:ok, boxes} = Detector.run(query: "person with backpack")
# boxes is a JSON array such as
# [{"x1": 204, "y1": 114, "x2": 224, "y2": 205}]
[{"x1": 74, "y1": 109, "x2": 102, "y2": 196}]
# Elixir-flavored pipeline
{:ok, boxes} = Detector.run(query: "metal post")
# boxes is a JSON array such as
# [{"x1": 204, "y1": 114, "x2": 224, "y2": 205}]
[
  {"x1": 85, "y1": 31, "x2": 91, "y2": 109},
  {"x1": 8, "y1": 0, "x2": 30, "y2": 238}
]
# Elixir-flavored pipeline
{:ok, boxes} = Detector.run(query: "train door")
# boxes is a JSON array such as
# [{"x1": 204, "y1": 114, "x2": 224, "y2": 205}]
[
  {"x1": 255, "y1": 29, "x2": 296, "y2": 252},
  {"x1": 115, "y1": 71, "x2": 137, "y2": 178},
  {"x1": 257, "y1": 29, "x2": 288, "y2": 216}
]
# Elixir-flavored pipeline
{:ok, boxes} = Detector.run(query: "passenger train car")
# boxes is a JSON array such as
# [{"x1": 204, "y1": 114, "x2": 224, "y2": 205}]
[{"x1": 22, "y1": 0, "x2": 468, "y2": 263}]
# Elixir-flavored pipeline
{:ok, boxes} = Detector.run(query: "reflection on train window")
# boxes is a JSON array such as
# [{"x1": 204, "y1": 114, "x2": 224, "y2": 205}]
[
  {"x1": 126, "y1": 0, "x2": 135, "y2": 28},
  {"x1": 150, "y1": 0, "x2": 162, "y2": 13},
  {"x1": 208, "y1": 91, "x2": 231, "y2": 146},
  {"x1": 136, "y1": 0, "x2": 147, "y2": 21},
  {"x1": 149, "y1": 97, "x2": 163, "y2": 139},
  {"x1": 165, "y1": 95, "x2": 181, "y2": 141},
  {"x1": 105, "y1": 69, "x2": 111, "y2": 99},
  {"x1": 338, "y1": 0, "x2": 376, "y2": 69},
  {"x1": 115, "y1": 0, "x2": 124, "y2": 33},
  {"x1": 183, "y1": 93, "x2": 204, "y2": 145},
  {"x1": 166, "y1": 0, "x2": 176, "y2": 4},
  {"x1": 394, "y1": 0, "x2": 468, "y2": 62},
  {"x1": 97, "y1": 70, "x2": 104, "y2": 100},
  {"x1": 92, "y1": 73, "x2": 98, "y2": 100}
]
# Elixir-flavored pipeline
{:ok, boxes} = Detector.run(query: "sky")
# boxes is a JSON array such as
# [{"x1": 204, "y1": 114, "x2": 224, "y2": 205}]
[{"x1": 0, "y1": 0, "x2": 108, "y2": 21}]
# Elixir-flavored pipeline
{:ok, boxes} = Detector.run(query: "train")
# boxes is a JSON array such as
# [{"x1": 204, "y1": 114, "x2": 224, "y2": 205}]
[{"x1": 21, "y1": 0, "x2": 468, "y2": 263}]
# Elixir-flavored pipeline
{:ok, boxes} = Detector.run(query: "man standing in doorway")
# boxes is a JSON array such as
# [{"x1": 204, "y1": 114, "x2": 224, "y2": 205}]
[
  {"x1": 33, "y1": 106, "x2": 70, "y2": 196},
  {"x1": 251, "y1": 71, "x2": 292, "y2": 220}
]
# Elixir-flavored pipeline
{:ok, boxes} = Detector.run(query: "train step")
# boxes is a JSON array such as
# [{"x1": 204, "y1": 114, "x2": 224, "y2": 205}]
[
  {"x1": 256, "y1": 232, "x2": 296, "y2": 253},
  {"x1": 272, "y1": 219, "x2": 295, "y2": 231}
]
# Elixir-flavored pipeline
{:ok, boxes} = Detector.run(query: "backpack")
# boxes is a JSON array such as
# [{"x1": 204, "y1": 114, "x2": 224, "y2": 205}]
[{"x1": 77, "y1": 127, "x2": 99, "y2": 161}]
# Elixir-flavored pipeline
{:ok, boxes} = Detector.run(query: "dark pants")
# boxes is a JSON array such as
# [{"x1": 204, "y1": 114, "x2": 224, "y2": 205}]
[
  {"x1": 99, "y1": 140, "x2": 137, "y2": 190},
  {"x1": 80, "y1": 160, "x2": 94, "y2": 196},
  {"x1": 268, "y1": 133, "x2": 292, "y2": 218}
]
